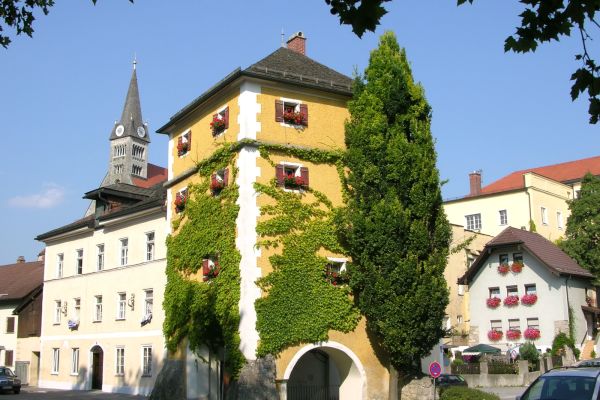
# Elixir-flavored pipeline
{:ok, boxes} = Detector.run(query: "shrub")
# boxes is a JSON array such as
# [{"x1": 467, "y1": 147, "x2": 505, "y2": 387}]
[
  {"x1": 440, "y1": 386, "x2": 500, "y2": 400},
  {"x1": 451, "y1": 358, "x2": 464, "y2": 366},
  {"x1": 552, "y1": 332, "x2": 577, "y2": 356},
  {"x1": 520, "y1": 342, "x2": 540, "y2": 362}
]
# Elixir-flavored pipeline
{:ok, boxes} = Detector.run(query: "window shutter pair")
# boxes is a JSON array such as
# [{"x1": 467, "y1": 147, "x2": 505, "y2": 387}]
[
  {"x1": 275, "y1": 165, "x2": 309, "y2": 188},
  {"x1": 210, "y1": 169, "x2": 229, "y2": 191}
]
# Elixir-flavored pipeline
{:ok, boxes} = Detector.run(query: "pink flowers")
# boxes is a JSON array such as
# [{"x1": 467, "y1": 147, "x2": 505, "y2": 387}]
[
  {"x1": 283, "y1": 110, "x2": 304, "y2": 125},
  {"x1": 524, "y1": 327, "x2": 541, "y2": 340},
  {"x1": 486, "y1": 297, "x2": 501, "y2": 308},
  {"x1": 284, "y1": 175, "x2": 306, "y2": 189},
  {"x1": 506, "y1": 329, "x2": 521, "y2": 340},
  {"x1": 511, "y1": 262, "x2": 524, "y2": 273},
  {"x1": 504, "y1": 295, "x2": 520, "y2": 307},
  {"x1": 488, "y1": 330, "x2": 503, "y2": 341},
  {"x1": 210, "y1": 116, "x2": 226, "y2": 133},
  {"x1": 498, "y1": 263, "x2": 510, "y2": 275},
  {"x1": 522, "y1": 293, "x2": 538, "y2": 305},
  {"x1": 174, "y1": 192, "x2": 188, "y2": 213}
]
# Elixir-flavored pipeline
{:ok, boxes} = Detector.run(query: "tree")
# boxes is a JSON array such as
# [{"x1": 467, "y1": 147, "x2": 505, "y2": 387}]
[
  {"x1": 0, "y1": 0, "x2": 132, "y2": 48},
  {"x1": 339, "y1": 31, "x2": 451, "y2": 377},
  {"x1": 560, "y1": 173, "x2": 600, "y2": 281},
  {"x1": 326, "y1": 0, "x2": 600, "y2": 124}
]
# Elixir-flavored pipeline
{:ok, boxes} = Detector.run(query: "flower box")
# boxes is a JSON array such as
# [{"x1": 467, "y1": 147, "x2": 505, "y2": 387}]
[
  {"x1": 486, "y1": 297, "x2": 501, "y2": 308},
  {"x1": 174, "y1": 193, "x2": 188, "y2": 213},
  {"x1": 524, "y1": 327, "x2": 540, "y2": 340},
  {"x1": 141, "y1": 313, "x2": 152, "y2": 327},
  {"x1": 522, "y1": 293, "x2": 538, "y2": 305},
  {"x1": 283, "y1": 111, "x2": 304, "y2": 125},
  {"x1": 506, "y1": 329, "x2": 521, "y2": 340},
  {"x1": 488, "y1": 330, "x2": 503, "y2": 341},
  {"x1": 284, "y1": 176, "x2": 306, "y2": 190},
  {"x1": 498, "y1": 263, "x2": 510, "y2": 275},
  {"x1": 67, "y1": 319, "x2": 79, "y2": 330},
  {"x1": 511, "y1": 262, "x2": 524, "y2": 273},
  {"x1": 503, "y1": 295, "x2": 520, "y2": 307},
  {"x1": 210, "y1": 116, "x2": 226, "y2": 135},
  {"x1": 210, "y1": 180, "x2": 225, "y2": 192},
  {"x1": 177, "y1": 141, "x2": 189, "y2": 156}
]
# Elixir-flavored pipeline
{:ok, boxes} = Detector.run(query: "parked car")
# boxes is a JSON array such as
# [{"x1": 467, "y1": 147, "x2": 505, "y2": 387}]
[
  {"x1": 517, "y1": 367, "x2": 600, "y2": 400},
  {"x1": 575, "y1": 358, "x2": 600, "y2": 367},
  {"x1": 437, "y1": 373, "x2": 468, "y2": 392},
  {"x1": 0, "y1": 367, "x2": 21, "y2": 394}
]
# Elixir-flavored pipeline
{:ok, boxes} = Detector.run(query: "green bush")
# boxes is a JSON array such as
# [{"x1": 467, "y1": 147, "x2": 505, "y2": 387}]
[
  {"x1": 552, "y1": 332, "x2": 577, "y2": 357},
  {"x1": 440, "y1": 386, "x2": 500, "y2": 400},
  {"x1": 520, "y1": 342, "x2": 540, "y2": 362},
  {"x1": 451, "y1": 358, "x2": 465, "y2": 366}
]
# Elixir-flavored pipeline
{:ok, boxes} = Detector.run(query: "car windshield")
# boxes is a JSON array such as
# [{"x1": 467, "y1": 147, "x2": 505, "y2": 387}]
[{"x1": 521, "y1": 375, "x2": 597, "y2": 400}]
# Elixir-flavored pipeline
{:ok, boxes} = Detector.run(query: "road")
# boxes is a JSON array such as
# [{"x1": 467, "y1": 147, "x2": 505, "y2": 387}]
[{"x1": 3, "y1": 387, "x2": 147, "y2": 399}]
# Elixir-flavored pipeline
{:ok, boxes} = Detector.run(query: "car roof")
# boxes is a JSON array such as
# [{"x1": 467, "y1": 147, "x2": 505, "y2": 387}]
[{"x1": 543, "y1": 367, "x2": 600, "y2": 378}]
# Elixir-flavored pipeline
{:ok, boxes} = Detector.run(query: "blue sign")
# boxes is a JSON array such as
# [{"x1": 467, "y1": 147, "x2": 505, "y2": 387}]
[{"x1": 429, "y1": 361, "x2": 442, "y2": 378}]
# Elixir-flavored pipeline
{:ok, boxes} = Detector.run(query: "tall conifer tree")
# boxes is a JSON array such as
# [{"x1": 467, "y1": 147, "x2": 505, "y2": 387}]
[{"x1": 341, "y1": 32, "x2": 451, "y2": 373}]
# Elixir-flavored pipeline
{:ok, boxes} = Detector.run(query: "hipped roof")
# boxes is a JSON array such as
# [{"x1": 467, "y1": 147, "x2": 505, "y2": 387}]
[{"x1": 0, "y1": 261, "x2": 44, "y2": 301}]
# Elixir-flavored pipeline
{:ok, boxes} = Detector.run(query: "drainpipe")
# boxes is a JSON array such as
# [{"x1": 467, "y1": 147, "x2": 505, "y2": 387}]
[{"x1": 526, "y1": 186, "x2": 533, "y2": 230}]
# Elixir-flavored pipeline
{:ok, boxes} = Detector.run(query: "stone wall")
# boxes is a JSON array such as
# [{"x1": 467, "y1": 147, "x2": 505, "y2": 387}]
[{"x1": 226, "y1": 356, "x2": 278, "y2": 400}]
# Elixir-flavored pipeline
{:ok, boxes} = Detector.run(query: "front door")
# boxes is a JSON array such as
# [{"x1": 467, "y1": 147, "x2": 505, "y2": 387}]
[{"x1": 91, "y1": 347, "x2": 103, "y2": 390}]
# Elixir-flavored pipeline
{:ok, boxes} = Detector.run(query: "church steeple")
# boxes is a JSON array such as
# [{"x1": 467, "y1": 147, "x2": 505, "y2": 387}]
[{"x1": 105, "y1": 61, "x2": 150, "y2": 186}]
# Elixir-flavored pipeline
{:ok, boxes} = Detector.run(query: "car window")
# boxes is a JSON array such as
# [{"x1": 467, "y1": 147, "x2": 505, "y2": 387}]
[
  {"x1": 448, "y1": 376, "x2": 462, "y2": 383},
  {"x1": 522, "y1": 376, "x2": 596, "y2": 400}
]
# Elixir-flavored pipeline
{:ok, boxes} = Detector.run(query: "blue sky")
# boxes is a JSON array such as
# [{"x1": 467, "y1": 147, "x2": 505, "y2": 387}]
[{"x1": 0, "y1": 1, "x2": 598, "y2": 264}]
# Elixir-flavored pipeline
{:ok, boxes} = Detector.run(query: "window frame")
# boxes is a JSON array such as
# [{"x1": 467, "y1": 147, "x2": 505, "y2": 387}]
[
  {"x1": 76, "y1": 249, "x2": 83, "y2": 275},
  {"x1": 115, "y1": 347, "x2": 125, "y2": 376},
  {"x1": 117, "y1": 292, "x2": 126, "y2": 320},
  {"x1": 120, "y1": 238, "x2": 128, "y2": 266},
  {"x1": 6, "y1": 316, "x2": 15, "y2": 334},
  {"x1": 465, "y1": 213, "x2": 481, "y2": 231},
  {"x1": 73, "y1": 298, "x2": 81, "y2": 321},
  {"x1": 508, "y1": 318, "x2": 520, "y2": 331},
  {"x1": 541, "y1": 206, "x2": 548, "y2": 225},
  {"x1": 57, "y1": 253, "x2": 64, "y2": 278},
  {"x1": 51, "y1": 348, "x2": 60, "y2": 374},
  {"x1": 146, "y1": 232, "x2": 155, "y2": 262},
  {"x1": 54, "y1": 300, "x2": 62, "y2": 324},
  {"x1": 144, "y1": 289, "x2": 153, "y2": 317},
  {"x1": 489, "y1": 287, "x2": 500, "y2": 298},
  {"x1": 527, "y1": 317, "x2": 540, "y2": 329},
  {"x1": 490, "y1": 320, "x2": 502, "y2": 332},
  {"x1": 506, "y1": 285, "x2": 519, "y2": 297},
  {"x1": 97, "y1": 244, "x2": 104, "y2": 271},
  {"x1": 177, "y1": 129, "x2": 191, "y2": 157},
  {"x1": 4, "y1": 350, "x2": 13, "y2": 367},
  {"x1": 142, "y1": 345, "x2": 152, "y2": 376},
  {"x1": 499, "y1": 253, "x2": 509, "y2": 265},
  {"x1": 94, "y1": 295, "x2": 103, "y2": 322},
  {"x1": 499, "y1": 209, "x2": 508, "y2": 225},
  {"x1": 557, "y1": 211, "x2": 564, "y2": 230},
  {"x1": 525, "y1": 284, "x2": 537, "y2": 295},
  {"x1": 71, "y1": 348, "x2": 79, "y2": 375}
]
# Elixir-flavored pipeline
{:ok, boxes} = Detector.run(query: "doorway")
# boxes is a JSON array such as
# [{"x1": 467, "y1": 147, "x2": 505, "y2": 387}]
[{"x1": 91, "y1": 346, "x2": 103, "y2": 390}]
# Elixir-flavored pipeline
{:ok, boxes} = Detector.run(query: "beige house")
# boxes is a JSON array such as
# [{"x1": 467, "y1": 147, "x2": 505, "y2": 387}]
[
  {"x1": 444, "y1": 156, "x2": 600, "y2": 241},
  {"x1": 35, "y1": 65, "x2": 169, "y2": 395}
]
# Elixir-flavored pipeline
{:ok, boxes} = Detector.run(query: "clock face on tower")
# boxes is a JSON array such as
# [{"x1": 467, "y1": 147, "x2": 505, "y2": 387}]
[
  {"x1": 115, "y1": 124, "x2": 125, "y2": 137},
  {"x1": 137, "y1": 126, "x2": 146, "y2": 138}
]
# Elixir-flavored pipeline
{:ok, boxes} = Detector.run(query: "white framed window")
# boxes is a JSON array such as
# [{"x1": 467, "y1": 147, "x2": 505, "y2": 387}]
[
  {"x1": 94, "y1": 296, "x2": 103, "y2": 322},
  {"x1": 142, "y1": 346, "x2": 152, "y2": 376},
  {"x1": 465, "y1": 213, "x2": 481, "y2": 231},
  {"x1": 211, "y1": 106, "x2": 229, "y2": 136},
  {"x1": 457, "y1": 284, "x2": 465, "y2": 296},
  {"x1": 508, "y1": 319, "x2": 520, "y2": 331},
  {"x1": 76, "y1": 249, "x2": 83, "y2": 275},
  {"x1": 490, "y1": 320, "x2": 502, "y2": 332},
  {"x1": 71, "y1": 348, "x2": 79, "y2": 375},
  {"x1": 120, "y1": 238, "x2": 128, "y2": 266},
  {"x1": 525, "y1": 284, "x2": 537, "y2": 295},
  {"x1": 276, "y1": 97, "x2": 308, "y2": 126},
  {"x1": 174, "y1": 187, "x2": 189, "y2": 214},
  {"x1": 73, "y1": 298, "x2": 81, "y2": 321},
  {"x1": 57, "y1": 253, "x2": 64, "y2": 278},
  {"x1": 146, "y1": 232, "x2": 155, "y2": 261},
  {"x1": 276, "y1": 162, "x2": 309, "y2": 191},
  {"x1": 527, "y1": 317, "x2": 540, "y2": 329},
  {"x1": 116, "y1": 347, "x2": 125, "y2": 376},
  {"x1": 557, "y1": 211, "x2": 563, "y2": 230},
  {"x1": 144, "y1": 289, "x2": 153, "y2": 317},
  {"x1": 52, "y1": 348, "x2": 60, "y2": 374},
  {"x1": 177, "y1": 130, "x2": 191, "y2": 157},
  {"x1": 499, "y1": 209, "x2": 508, "y2": 225},
  {"x1": 54, "y1": 300, "x2": 62, "y2": 324},
  {"x1": 97, "y1": 244, "x2": 104, "y2": 271},
  {"x1": 541, "y1": 207, "x2": 548, "y2": 225},
  {"x1": 507, "y1": 285, "x2": 518, "y2": 297},
  {"x1": 117, "y1": 292, "x2": 126, "y2": 320},
  {"x1": 489, "y1": 287, "x2": 500, "y2": 298}
]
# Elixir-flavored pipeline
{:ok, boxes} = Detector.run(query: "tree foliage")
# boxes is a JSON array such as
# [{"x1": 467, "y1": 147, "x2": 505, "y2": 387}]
[
  {"x1": 327, "y1": 0, "x2": 600, "y2": 124},
  {"x1": 560, "y1": 173, "x2": 600, "y2": 282},
  {"x1": 339, "y1": 31, "x2": 452, "y2": 372}
]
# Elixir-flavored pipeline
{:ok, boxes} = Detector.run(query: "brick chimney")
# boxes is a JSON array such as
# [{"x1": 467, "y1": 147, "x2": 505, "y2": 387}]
[
  {"x1": 469, "y1": 171, "x2": 482, "y2": 196},
  {"x1": 16, "y1": 256, "x2": 25, "y2": 263},
  {"x1": 286, "y1": 31, "x2": 306, "y2": 55}
]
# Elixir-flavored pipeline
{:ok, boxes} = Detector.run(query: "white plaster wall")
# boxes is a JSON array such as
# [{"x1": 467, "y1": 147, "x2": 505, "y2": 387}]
[{"x1": 0, "y1": 302, "x2": 18, "y2": 367}]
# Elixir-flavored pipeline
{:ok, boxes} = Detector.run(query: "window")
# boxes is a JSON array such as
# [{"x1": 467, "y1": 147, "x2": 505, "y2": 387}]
[
  {"x1": 465, "y1": 213, "x2": 481, "y2": 230},
  {"x1": 490, "y1": 320, "x2": 502, "y2": 332},
  {"x1": 508, "y1": 319, "x2": 520, "y2": 331},
  {"x1": 489, "y1": 287, "x2": 500, "y2": 298},
  {"x1": 117, "y1": 293, "x2": 126, "y2": 320},
  {"x1": 132, "y1": 164, "x2": 142, "y2": 176},
  {"x1": 457, "y1": 284, "x2": 465, "y2": 296},
  {"x1": 499, "y1": 209, "x2": 508, "y2": 225},
  {"x1": 527, "y1": 317, "x2": 539, "y2": 329},
  {"x1": 114, "y1": 164, "x2": 124, "y2": 174},
  {"x1": 513, "y1": 252, "x2": 523, "y2": 263},
  {"x1": 73, "y1": 298, "x2": 81, "y2": 320},
  {"x1": 499, "y1": 254, "x2": 509, "y2": 265},
  {"x1": 94, "y1": 296, "x2": 103, "y2": 322},
  {"x1": 132, "y1": 144, "x2": 145, "y2": 160},
  {"x1": 541, "y1": 207, "x2": 548, "y2": 225},
  {"x1": 457, "y1": 315, "x2": 463, "y2": 325},
  {"x1": 54, "y1": 300, "x2": 62, "y2": 324},
  {"x1": 142, "y1": 346, "x2": 152, "y2": 376},
  {"x1": 57, "y1": 253, "x2": 64, "y2": 278},
  {"x1": 6, "y1": 317, "x2": 15, "y2": 334},
  {"x1": 177, "y1": 130, "x2": 191, "y2": 157},
  {"x1": 120, "y1": 238, "x2": 128, "y2": 266},
  {"x1": 146, "y1": 232, "x2": 155, "y2": 261},
  {"x1": 174, "y1": 188, "x2": 188, "y2": 213},
  {"x1": 113, "y1": 144, "x2": 126, "y2": 158},
  {"x1": 144, "y1": 289, "x2": 153, "y2": 317},
  {"x1": 576, "y1": 190, "x2": 582, "y2": 199},
  {"x1": 116, "y1": 347, "x2": 125, "y2": 375},
  {"x1": 210, "y1": 169, "x2": 229, "y2": 195},
  {"x1": 71, "y1": 348, "x2": 79, "y2": 375},
  {"x1": 467, "y1": 254, "x2": 475, "y2": 267},
  {"x1": 211, "y1": 107, "x2": 229, "y2": 136},
  {"x1": 52, "y1": 348, "x2": 60, "y2": 374},
  {"x1": 4, "y1": 350, "x2": 13, "y2": 366},
  {"x1": 525, "y1": 284, "x2": 537, "y2": 295},
  {"x1": 202, "y1": 258, "x2": 220, "y2": 282},
  {"x1": 76, "y1": 249, "x2": 83, "y2": 275},
  {"x1": 97, "y1": 244, "x2": 104, "y2": 271},
  {"x1": 507, "y1": 285, "x2": 518, "y2": 297},
  {"x1": 275, "y1": 164, "x2": 309, "y2": 190},
  {"x1": 275, "y1": 99, "x2": 308, "y2": 126},
  {"x1": 557, "y1": 211, "x2": 563, "y2": 230}
]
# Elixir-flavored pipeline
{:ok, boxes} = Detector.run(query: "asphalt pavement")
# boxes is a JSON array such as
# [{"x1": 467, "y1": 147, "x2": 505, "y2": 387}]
[{"x1": 5, "y1": 386, "x2": 147, "y2": 399}]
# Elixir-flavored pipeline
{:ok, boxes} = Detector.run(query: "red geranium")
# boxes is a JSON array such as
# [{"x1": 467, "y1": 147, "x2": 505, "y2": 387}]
[
  {"x1": 504, "y1": 295, "x2": 520, "y2": 307},
  {"x1": 522, "y1": 293, "x2": 538, "y2": 305},
  {"x1": 283, "y1": 111, "x2": 304, "y2": 125},
  {"x1": 511, "y1": 262, "x2": 524, "y2": 273},
  {"x1": 506, "y1": 329, "x2": 521, "y2": 340},
  {"x1": 486, "y1": 297, "x2": 501, "y2": 308},
  {"x1": 498, "y1": 263, "x2": 510, "y2": 275},
  {"x1": 488, "y1": 330, "x2": 503, "y2": 341},
  {"x1": 524, "y1": 328, "x2": 540, "y2": 340},
  {"x1": 210, "y1": 116, "x2": 226, "y2": 133}
]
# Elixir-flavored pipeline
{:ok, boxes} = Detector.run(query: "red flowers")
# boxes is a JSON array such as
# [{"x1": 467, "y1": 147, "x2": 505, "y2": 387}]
[
  {"x1": 488, "y1": 330, "x2": 503, "y2": 341},
  {"x1": 284, "y1": 175, "x2": 306, "y2": 189},
  {"x1": 506, "y1": 329, "x2": 521, "y2": 340},
  {"x1": 511, "y1": 262, "x2": 524, "y2": 273},
  {"x1": 522, "y1": 293, "x2": 538, "y2": 305},
  {"x1": 498, "y1": 263, "x2": 510, "y2": 275},
  {"x1": 283, "y1": 111, "x2": 304, "y2": 125},
  {"x1": 504, "y1": 295, "x2": 520, "y2": 307},
  {"x1": 524, "y1": 327, "x2": 540, "y2": 340},
  {"x1": 177, "y1": 141, "x2": 189, "y2": 156},
  {"x1": 174, "y1": 192, "x2": 188, "y2": 213},
  {"x1": 210, "y1": 116, "x2": 226, "y2": 133},
  {"x1": 486, "y1": 297, "x2": 501, "y2": 308}
]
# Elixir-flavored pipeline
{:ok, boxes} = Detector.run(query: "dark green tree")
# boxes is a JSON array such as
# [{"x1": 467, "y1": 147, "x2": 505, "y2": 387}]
[
  {"x1": 340, "y1": 31, "x2": 451, "y2": 375},
  {"x1": 560, "y1": 173, "x2": 600, "y2": 281}
]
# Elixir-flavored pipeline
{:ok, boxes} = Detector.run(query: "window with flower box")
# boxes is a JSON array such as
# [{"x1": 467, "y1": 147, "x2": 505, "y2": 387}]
[
  {"x1": 276, "y1": 164, "x2": 309, "y2": 191},
  {"x1": 275, "y1": 99, "x2": 308, "y2": 126},
  {"x1": 525, "y1": 284, "x2": 537, "y2": 295},
  {"x1": 488, "y1": 320, "x2": 503, "y2": 340},
  {"x1": 210, "y1": 169, "x2": 229, "y2": 195},
  {"x1": 174, "y1": 188, "x2": 188, "y2": 213},
  {"x1": 202, "y1": 257, "x2": 220, "y2": 282},
  {"x1": 177, "y1": 130, "x2": 191, "y2": 157},
  {"x1": 325, "y1": 258, "x2": 347, "y2": 286},
  {"x1": 527, "y1": 317, "x2": 539, "y2": 329},
  {"x1": 211, "y1": 107, "x2": 229, "y2": 136},
  {"x1": 507, "y1": 319, "x2": 521, "y2": 340},
  {"x1": 490, "y1": 320, "x2": 502, "y2": 331},
  {"x1": 489, "y1": 287, "x2": 500, "y2": 298}
]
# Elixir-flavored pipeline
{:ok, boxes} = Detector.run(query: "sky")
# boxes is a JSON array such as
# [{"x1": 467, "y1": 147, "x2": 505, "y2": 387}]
[{"x1": 0, "y1": 1, "x2": 599, "y2": 265}]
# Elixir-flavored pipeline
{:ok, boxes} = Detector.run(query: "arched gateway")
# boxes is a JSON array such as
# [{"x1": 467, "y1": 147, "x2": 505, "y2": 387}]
[
  {"x1": 283, "y1": 342, "x2": 366, "y2": 400},
  {"x1": 90, "y1": 345, "x2": 104, "y2": 390}
]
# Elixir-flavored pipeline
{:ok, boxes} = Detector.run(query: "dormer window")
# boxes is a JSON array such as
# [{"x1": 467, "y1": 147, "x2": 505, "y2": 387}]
[
  {"x1": 275, "y1": 99, "x2": 308, "y2": 126},
  {"x1": 211, "y1": 107, "x2": 229, "y2": 136},
  {"x1": 276, "y1": 163, "x2": 309, "y2": 190},
  {"x1": 177, "y1": 130, "x2": 191, "y2": 157}
]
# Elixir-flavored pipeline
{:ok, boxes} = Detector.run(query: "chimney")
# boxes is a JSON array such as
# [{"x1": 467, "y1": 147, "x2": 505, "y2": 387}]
[
  {"x1": 16, "y1": 256, "x2": 25, "y2": 263},
  {"x1": 469, "y1": 170, "x2": 482, "y2": 196},
  {"x1": 286, "y1": 31, "x2": 306, "y2": 55}
]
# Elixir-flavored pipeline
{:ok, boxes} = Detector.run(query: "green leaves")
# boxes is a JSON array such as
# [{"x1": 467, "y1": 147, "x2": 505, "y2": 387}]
[{"x1": 324, "y1": 0, "x2": 390, "y2": 37}]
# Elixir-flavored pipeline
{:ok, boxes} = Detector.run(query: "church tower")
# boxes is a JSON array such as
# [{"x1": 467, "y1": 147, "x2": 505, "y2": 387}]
[{"x1": 105, "y1": 61, "x2": 150, "y2": 186}]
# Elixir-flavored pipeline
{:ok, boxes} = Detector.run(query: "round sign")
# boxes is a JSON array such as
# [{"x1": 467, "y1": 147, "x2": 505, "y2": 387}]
[{"x1": 429, "y1": 361, "x2": 442, "y2": 378}]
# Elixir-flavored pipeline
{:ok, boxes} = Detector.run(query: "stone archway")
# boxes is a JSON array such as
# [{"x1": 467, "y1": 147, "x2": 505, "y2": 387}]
[{"x1": 283, "y1": 342, "x2": 366, "y2": 400}]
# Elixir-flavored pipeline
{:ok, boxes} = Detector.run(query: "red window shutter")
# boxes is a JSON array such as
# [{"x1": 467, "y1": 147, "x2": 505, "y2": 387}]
[
  {"x1": 299, "y1": 104, "x2": 308, "y2": 127},
  {"x1": 223, "y1": 168, "x2": 229, "y2": 186},
  {"x1": 177, "y1": 136, "x2": 182, "y2": 146},
  {"x1": 275, "y1": 165, "x2": 285, "y2": 186},
  {"x1": 188, "y1": 131, "x2": 192, "y2": 146},
  {"x1": 224, "y1": 107, "x2": 229, "y2": 129},
  {"x1": 275, "y1": 100, "x2": 284, "y2": 122},
  {"x1": 211, "y1": 173, "x2": 217, "y2": 189},
  {"x1": 202, "y1": 259, "x2": 209, "y2": 281},
  {"x1": 300, "y1": 167, "x2": 309, "y2": 187},
  {"x1": 213, "y1": 260, "x2": 221, "y2": 276}
]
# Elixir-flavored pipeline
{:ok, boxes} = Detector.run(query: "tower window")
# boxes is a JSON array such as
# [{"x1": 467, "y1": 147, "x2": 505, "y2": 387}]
[
  {"x1": 113, "y1": 144, "x2": 126, "y2": 158},
  {"x1": 132, "y1": 144, "x2": 145, "y2": 160},
  {"x1": 114, "y1": 164, "x2": 124, "y2": 174},
  {"x1": 132, "y1": 164, "x2": 142, "y2": 176}
]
